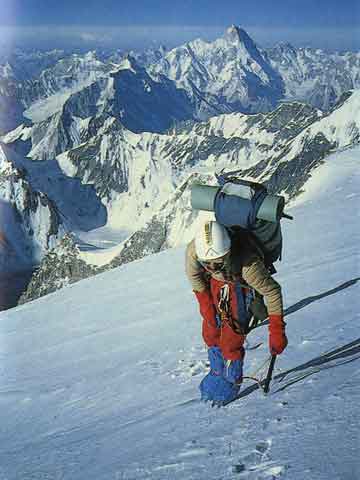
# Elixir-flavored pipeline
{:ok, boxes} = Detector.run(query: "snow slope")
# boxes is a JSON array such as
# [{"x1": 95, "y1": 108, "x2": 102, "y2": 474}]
[{"x1": 0, "y1": 147, "x2": 359, "y2": 479}]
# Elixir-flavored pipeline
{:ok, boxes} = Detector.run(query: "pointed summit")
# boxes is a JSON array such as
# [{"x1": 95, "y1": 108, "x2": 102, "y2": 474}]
[
  {"x1": 224, "y1": 24, "x2": 240, "y2": 42},
  {"x1": 224, "y1": 25, "x2": 253, "y2": 45},
  {"x1": 224, "y1": 25, "x2": 257, "y2": 52}
]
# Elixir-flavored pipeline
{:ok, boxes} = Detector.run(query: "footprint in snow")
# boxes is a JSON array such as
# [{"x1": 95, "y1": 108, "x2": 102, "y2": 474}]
[
  {"x1": 169, "y1": 345, "x2": 209, "y2": 380},
  {"x1": 231, "y1": 440, "x2": 286, "y2": 478},
  {"x1": 137, "y1": 359, "x2": 164, "y2": 374},
  {"x1": 170, "y1": 358, "x2": 208, "y2": 380},
  {"x1": 139, "y1": 345, "x2": 208, "y2": 380}
]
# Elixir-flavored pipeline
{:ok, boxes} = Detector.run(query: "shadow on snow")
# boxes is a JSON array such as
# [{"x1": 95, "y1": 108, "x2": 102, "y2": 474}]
[{"x1": 226, "y1": 277, "x2": 360, "y2": 404}]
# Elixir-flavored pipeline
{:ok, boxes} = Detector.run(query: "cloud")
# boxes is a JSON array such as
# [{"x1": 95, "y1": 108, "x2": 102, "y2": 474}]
[
  {"x1": 79, "y1": 32, "x2": 98, "y2": 42},
  {"x1": 78, "y1": 31, "x2": 115, "y2": 44}
]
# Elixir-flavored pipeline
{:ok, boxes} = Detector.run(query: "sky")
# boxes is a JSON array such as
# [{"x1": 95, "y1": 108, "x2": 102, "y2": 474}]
[{"x1": 0, "y1": 0, "x2": 359, "y2": 52}]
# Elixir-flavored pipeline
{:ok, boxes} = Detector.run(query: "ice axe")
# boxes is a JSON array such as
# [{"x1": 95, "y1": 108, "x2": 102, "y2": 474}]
[{"x1": 263, "y1": 354, "x2": 277, "y2": 394}]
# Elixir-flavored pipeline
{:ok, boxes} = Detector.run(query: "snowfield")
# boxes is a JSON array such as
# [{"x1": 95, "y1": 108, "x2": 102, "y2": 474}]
[{"x1": 0, "y1": 146, "x2": 359, "y2": 479}]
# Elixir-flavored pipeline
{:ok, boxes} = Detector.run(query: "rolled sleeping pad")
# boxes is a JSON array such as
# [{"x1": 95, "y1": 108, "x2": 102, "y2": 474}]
[
  {"x1": 191, "y1": 183, "x2": 285, "y2": 223},
  {"x1": 191, "y1": 183, "x2": 220, "y2": 212},
  {"x1": 256, "y1": 194, "x2": 285, "y2": 223}
]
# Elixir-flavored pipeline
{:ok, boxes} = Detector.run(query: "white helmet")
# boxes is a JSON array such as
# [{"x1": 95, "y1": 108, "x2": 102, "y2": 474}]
[{"x1": 195, "y1": 220, "x2": 231, "y2": 261}]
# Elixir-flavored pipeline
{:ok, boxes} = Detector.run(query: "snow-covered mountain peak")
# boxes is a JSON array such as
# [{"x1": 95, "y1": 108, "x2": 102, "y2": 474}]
[
  {"x1": 224, "y1": 24, "x2": 256, "y2": 48},
  {"x1": 209, "y1": 25, "x2": 270, "y2": 67},
  {"x1": 225, "y1": 24, "x2": 242, "y2": 41},
  {"x1": 149, "y1": 26, "x2": 284, "y2": 116}
]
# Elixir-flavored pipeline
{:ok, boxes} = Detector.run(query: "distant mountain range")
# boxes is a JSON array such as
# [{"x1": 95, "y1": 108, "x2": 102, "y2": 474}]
[
  {"x1": 1, "y1": 25, "x2": 359, "y2": 133},
  {"x1": 0, "y1": 25, "x2": 359, "y2": 307}
]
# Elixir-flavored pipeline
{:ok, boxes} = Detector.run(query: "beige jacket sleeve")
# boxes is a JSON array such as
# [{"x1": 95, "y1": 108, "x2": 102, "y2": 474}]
[
  {"x1": 186, "y1": 238, "x2": 283, "y2": 315},
  {"x1": 185, "y1": 239, "x2": 208, "y2": 292},
  {"x1": 242, "y1": 255, "x2": 283, "y2": 316}
]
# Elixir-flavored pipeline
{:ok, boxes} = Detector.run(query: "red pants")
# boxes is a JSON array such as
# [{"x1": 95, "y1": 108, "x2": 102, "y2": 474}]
[{"x1": 195, "y1": 277, "x2": 246, "y2": 361}]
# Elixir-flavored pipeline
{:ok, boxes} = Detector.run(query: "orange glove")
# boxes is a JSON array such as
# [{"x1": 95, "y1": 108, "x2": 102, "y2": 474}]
[{"x1": 269, "y1": 314, "x2": 288, "y2": 355}]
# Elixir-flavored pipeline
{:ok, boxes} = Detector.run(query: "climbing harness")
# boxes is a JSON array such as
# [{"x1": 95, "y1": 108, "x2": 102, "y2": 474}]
[{"x1": 217, "y1": 282, "x2": 256, "y2": 334}]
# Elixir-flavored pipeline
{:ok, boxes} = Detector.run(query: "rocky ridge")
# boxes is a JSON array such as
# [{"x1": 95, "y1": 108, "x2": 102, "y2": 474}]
[
  {"x1": 0, "y1": 143, "x2": 64, "y2": 274},
  {"x1": 266, "y1": 43, "x2": 360, "y2": 111}
]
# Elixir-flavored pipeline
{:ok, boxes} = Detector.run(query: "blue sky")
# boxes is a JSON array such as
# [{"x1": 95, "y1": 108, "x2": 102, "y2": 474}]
[{"x1": 0, "y1": 0, "x2": 359, "y2": 51}]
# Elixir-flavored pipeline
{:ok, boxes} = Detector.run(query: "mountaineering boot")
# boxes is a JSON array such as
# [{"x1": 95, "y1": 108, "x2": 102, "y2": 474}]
[
  {"x1": 199, "y1": 346, "x2": 224, "y2": 401},
  {"x1": 223, "y1": 358, "x2": 243, "y2": 384},
  {"x1": 200, "y1": 348, "x2": 243, "y2": 404},
  {"x1": 211, "y1": 379, "x2": 241, "y2": 407},
  {"x1": 210, "y1": 358, "x2": 243, "y2": 406}
]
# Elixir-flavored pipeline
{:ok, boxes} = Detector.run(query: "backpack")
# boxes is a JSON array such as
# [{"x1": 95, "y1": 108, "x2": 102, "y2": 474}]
[{"x1": 191, "y1": 176, "x2": 292, "y2": 273}]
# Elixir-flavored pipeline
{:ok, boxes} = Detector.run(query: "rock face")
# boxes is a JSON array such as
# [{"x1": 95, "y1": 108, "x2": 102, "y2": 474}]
[
  {"x1": 100, "y1": 56, "x2": 195, "y2": 133},
  {"x1": 243, "y1": 132, "x2": 335, "y2": 198},
  {"x1": 58, "y1": 117, "x2": 134, "y2": 201},
  {"x1": 17, "y1": 51, "x2": 112, "y2": 109},
  {"x1": 18, "y1": 234, "x2": 97, "y2": 304},
  {"x1": 266, "y1": 43, "x2": 360, "y2": 111},
  {"x1": 58, "y1": 54, "x2": 196, "y2": 134},
  {"x1": 0, "y1": 143, "x2": 64, "y2": 274},
  {"x1": 105, "y1": 219, "x2": 168, "y2": 270}
]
